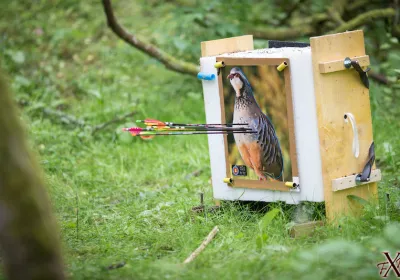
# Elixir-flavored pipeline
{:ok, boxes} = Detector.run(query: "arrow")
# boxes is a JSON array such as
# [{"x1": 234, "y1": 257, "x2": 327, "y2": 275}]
[
  {"x1": 123, "y1": 127, "x2": 256, "y2": 139},
  {"x1": 126, "y1": 119, "x2": 255, "y2": 140},
  {"x1": 136, "y1": 119, "x2": 248, "y2": 128},
  {"x1": 125, "y1": 130, "x2": 256, "y2": 136},
  {"x1": 124, "y1": 126, "x2": 253, "y2": 133}
]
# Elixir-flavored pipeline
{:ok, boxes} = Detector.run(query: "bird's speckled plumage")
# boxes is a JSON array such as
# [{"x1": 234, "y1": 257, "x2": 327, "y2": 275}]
[{"x1": 228, "y1": 67, "x2": 283, "y2": 180}]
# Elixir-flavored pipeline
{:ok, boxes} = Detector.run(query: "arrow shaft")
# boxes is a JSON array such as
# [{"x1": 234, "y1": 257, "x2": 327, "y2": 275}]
[
  {"x1": 136, "y1": 131, "x2": 256, "y2": 136},
  {"x1": 148, "y1": 127, "x2": 253, "y2": 132},
  {"x1": 137, "y1": 120, "x2": 248, "y2": 127},
  {"x1": 164, "y1": 123, "x2": 248, "y2": 127}
]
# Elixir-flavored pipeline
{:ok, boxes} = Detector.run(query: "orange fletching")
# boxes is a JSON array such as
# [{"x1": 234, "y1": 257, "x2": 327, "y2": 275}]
[
  {"x1": 140, "y1": 135, "x2": 154, "y2": 140},
  {"x1": 144, "y1": 118, "x2": 166, "y2": 127}
]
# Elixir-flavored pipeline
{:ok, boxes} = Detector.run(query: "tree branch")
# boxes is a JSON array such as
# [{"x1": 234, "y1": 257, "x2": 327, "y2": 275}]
[
  {"x1": 278, "y1": 0, "x2": 307, "y2": 25},
  {"x1": 250, "y1": 13, "x2": 328, "y2": 40},
  {"x1": 101, "y1": 0, "x2": 198, "y2": 76},
  {"x1": 330, "y1": 8, "x2": 396, "y2": 33},
  {"x1": 252, "y1": 7, "x2": 396, "y2": 41},
  {"x1": 327, "y1": 8, "x2": 345, "y2": 26},
  {"x1": 346, "y1": 0, "x2": 371, "y2": 11},
  {"x1": 392, "y1": 0, "x2": 400, "y2": 38},
  {"x1": 251, "y1": 25, "x2": 314, "y2": 40},
  {"x1": 369, "y1": 71, "x2": 389, "y2": 85}
]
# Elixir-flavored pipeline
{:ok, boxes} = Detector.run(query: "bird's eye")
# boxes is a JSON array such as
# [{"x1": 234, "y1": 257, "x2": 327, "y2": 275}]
[{"x1": 235, "y1": 73, "x2": 240, "y2": 78}]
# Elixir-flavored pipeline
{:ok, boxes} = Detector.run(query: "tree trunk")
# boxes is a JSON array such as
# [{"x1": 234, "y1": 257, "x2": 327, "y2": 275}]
[{"x1": 0, "y1": 71, "x2": 65, "y2": 280}]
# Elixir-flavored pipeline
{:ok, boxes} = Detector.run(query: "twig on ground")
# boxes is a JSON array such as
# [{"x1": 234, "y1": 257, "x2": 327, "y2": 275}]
[
  {"x1": 75, "y1": 193, "x2": 79, "y2": 240},
  {"x1": 92, "y1": 111, "x2": 136, "y2": 135},
  {"x1": 185, "y1": 169, "x2": 203, "y2": 180},
  {"x1": 42, "y1": 108, "x2": 136, "y2": 135},
  {"x1": 106, "y1": 262, "x2": 126, "y2": 270},
  {"x1": 43, "y1": 108, "x2": 86, "y2": 126},
  {"x1": 183, "y1": 226, "x2": 219, "y2": 264}
]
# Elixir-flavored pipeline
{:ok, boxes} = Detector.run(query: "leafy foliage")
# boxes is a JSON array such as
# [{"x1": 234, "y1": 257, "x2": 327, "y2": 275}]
[
  {"x1": 256, "y1": 208, "x2": 280, "y2": 249},
  {"x1": 0, "y1": 0, "x2": 399, "y2": 279}
]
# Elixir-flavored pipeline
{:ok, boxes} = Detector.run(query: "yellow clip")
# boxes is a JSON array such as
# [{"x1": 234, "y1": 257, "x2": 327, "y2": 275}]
[
  {"x1": 214, "y1": 61, "x2": 225, "y2": 69},
  {"x1": 277, "y1": 61, "x2": 288, "y2": 72},
  {"x1": 223, "y1": 177, "x2": 233, "y2": 184},
  {"x1": 285, "y1": 181, "x2": 297, "y2": 188}
]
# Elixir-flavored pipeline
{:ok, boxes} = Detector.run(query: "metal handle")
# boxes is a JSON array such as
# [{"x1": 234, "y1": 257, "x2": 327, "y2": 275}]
[
  {"x1": 356, "y1": 142, "x2": 375, "y2": 184},
  {"x1": 343, "y1": 57, "x2": 370, "y2": 89}
]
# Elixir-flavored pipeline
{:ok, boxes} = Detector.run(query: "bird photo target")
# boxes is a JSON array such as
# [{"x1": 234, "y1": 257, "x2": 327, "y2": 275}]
[{"x1": 218, "y1": 58, "x2": 297, "y2": 189}]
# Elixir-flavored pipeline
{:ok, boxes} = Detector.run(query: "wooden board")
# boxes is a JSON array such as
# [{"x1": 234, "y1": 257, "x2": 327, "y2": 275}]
[
  {"x1": 201, "y1": 35, "x2": 253, "y2": 57},
  {"x1": 289, "y1": 221, "x2": 324, "y2": 238},
  {"x1": 310, "y1": 30, "x2": 378, "y2": 221},
  {"x1": 332, "y1": 169, "x2": 381, "y2": 192},
  {"x1": 216, "y1": 57, "x2": 298, "y2": 191},
  {"x1": 228, "y1": 178, "x2": 292, "y2": 192},
  {"x1": 201, "y1": 35, "x2": 254, "y2": 206},
  {"x1": 319, "y1": 55, "x2": 370, "y2": 74}
]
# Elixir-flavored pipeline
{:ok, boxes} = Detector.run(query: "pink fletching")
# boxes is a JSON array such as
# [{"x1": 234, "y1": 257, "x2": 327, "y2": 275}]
[{"x1": 123, "y1": 127, "x2": 142, "y2": 135}]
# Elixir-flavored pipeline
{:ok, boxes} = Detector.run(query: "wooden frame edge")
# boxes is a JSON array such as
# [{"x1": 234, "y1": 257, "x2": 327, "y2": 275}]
[{"x1": 216, "y1": 57, "x2": 298, "y2": 191}]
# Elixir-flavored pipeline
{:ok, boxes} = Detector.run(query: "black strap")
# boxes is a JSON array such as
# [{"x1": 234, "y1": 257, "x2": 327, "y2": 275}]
[
  {"x1": 350, "y1": 60, "x2": 370, "y2": 89},
  {"x1": 358, "y1": 142, "x2": 375, "y2": 182}
]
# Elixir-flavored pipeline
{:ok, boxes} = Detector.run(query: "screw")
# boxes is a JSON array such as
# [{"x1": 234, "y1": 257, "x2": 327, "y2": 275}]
[{"x1": 343, "y1": 57, "x2": 352, "y2": 69}]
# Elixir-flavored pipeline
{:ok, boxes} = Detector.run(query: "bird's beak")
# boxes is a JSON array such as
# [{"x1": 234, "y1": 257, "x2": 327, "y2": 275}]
[{"x1": 227, "y1": 73, "x2": 234, "y2": 80}]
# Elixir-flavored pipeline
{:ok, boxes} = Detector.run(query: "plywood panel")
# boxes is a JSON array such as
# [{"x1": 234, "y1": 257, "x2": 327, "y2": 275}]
[
  {"x1": 201, "y1": 35, "x2": 253, "y2": 57},
  {"x1": 310, "y1": 30, "x2": 378, "y2": 221}
]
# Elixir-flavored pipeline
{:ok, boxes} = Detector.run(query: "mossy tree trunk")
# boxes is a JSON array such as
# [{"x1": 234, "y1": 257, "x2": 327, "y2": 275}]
[{"x1": 0, "y1": 71, "x2": 65, "y2": 280}]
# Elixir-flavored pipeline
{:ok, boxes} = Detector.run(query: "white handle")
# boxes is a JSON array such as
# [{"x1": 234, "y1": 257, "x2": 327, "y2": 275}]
[{"x1": 344, "y1": 113, "x2": 359, "y2": 158}]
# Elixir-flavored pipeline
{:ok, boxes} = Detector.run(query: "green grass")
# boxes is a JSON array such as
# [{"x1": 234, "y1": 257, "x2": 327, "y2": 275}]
[{"x1": 1, "y1": 1, "x2": 400, "y2": 279}]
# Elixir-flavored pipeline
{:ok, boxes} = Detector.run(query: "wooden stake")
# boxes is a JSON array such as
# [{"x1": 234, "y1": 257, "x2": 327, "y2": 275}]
[{"x1": 183, "y1": 226, "x2": 219, "y2": 264}]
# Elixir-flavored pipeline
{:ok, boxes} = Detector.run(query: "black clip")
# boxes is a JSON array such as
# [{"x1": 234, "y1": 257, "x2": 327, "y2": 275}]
[
  {"x1": 356, "y1": 142, "x2": 375, "y2": 184},
  {"x1": 343, "y1": 57, "x2": 370, "y2": 89}
]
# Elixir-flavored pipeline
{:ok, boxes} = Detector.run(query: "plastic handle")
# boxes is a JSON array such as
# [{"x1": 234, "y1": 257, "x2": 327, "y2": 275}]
[
  {"x1": 197, "y1": 72, "x2": 215, "y2": 81},
  {"x1": 344, "y1": 113, "x2": 359, "y2": 158}
]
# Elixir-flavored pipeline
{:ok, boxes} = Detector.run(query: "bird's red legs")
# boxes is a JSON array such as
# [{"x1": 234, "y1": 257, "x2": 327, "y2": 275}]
[{"x1": 253, "y1": 168, "x2": 267, "y2": 181}]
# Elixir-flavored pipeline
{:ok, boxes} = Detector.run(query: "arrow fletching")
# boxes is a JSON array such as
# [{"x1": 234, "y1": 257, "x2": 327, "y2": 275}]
[
  {"x1": 122, "y1": 127, "x2": 142, "y2": 136},
  {"x1": 124, "y1": 120, "x2": 256, "y2": 138},
  {"x1": 140, "y1": 135, "x2": 155, "y2": 140},
  {"x1": 142, "y1": 119, "x2": 166, "y2": 127}
]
